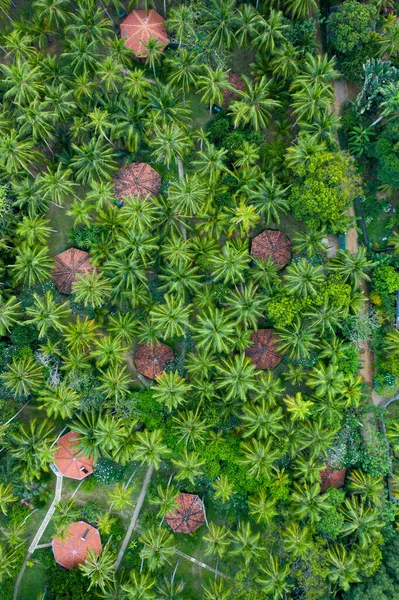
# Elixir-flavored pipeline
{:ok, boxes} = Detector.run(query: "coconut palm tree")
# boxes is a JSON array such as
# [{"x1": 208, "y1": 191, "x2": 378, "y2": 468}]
[
  {"x1": 108, "y1": 312, "x2": 137, "y2": 345},
  {"x1": 0, "y1": 131, "x2": 40, "y2": 178},
  {"x1": 37, "y1": 164, "x2": 76, "y2": 207},
  {"x1": 72, "y1": 270, "x2": 112, "y2": 309},
  {"x1": 270, "y1": 42, "x2": 300, "y2": 82},
  {"x1": 70, "y1": 138, "x2": 117, "y2": 184},
  {"x1": 150, "y1": 295, "x2": 191, "y2": 341},
  {"x1": 133, "y1": 429, "x2": 171, "y2": 469},
  {"x1": 121, "y1": 570, "x2": 156, "y2": 599},
  {"x1": 33, "y1": 0, "x2": 71, "y2": 29},
  {"x1": 286, "y1": 0, "x2": 318, "y2": 20},
  {"x1": 240, "y1": 438, "x2": 280, "y2": 479},
  {"x1": 91, "y1": 336, "x2": 128, "y2": 369},
  {"x1": 98, "y1": 365, "x2": 131, "y2": 403},
  {"x1": 79, "y1": 547, "x2": 115, "y2": 592},
  {"x1": 192, "y1": 142, "x2": 228, "y2": 184},
  {"x1": 152, "y1": 372, "x2": 191, "y2": 412},
  {"x1": 141, "y1": 37, "x2": 164, "y2": 80},
  {"x1": 39, "y1": 382, "x2": 80, "y2": 420},
  {"x1": 62, "y1": 36, "x2": 101, "y2": 75},
  {"x1": 1, "y1": 59, "x2": 44, "y2": 105},
  {"x1": 139, "y1": 527, "x2": 175, "y2": 571},
  {"x1": 10, "y1": 243, "x2": 52, "y2": 287},
  {"x1": 2, "y1": 355, "x2": 43, "y2": 397},
  {"x1": 167, "y1": 5, "x2": 196, "y2": 46},
  {"x1": 236, "y1": 3, "x2": 259, "y2": 47},
  {"x1": 301, "y1": 417, "x2": 338, "y2": 456},
  {"x1": 0, "y1": 484, "x2": 16, "y2": 516},
  {"x1": 284, "y1": 259, "x2": 324, "y2": 296},
  {"x1": 285, "y1": 134, "x2": 327, "y2": 172},
  {"x1": 211, "y1": 474, "x2": 234, "y2": 504},
  {"x1": 209, "y1": 239, "x2": 250, "y2": 285},
  {"x1": 249, "y1": 174, "x2": 289, "y2": 226},
  {"x1": 327, "y1": 248, "x2": 375, "y2": 287},
  {"x1": 230, "y1": 522, "x2": 262, "y2": 566},
  {"x1": 283, "y1": 392, "x2": 313, "y2": 422},
  {"x1": 150, "y1": 485, "x2": 180, "y2": 519},
  {"x1": 204, "y1": 523, "x2": 230, "y2": 559},
  {"x1": 172, "y1": 449, "x2": 205, "y2": 485},
  {"x1": 203, "y1": 0, "x2": 237, "y2": 50},
  {"x1": 167, "y1": 174, "x2": 208, "y2": 217},
  {"x1": 293, "y1": 453, "x2": 324, "y2": 485},
  {"x1": 216, "y1": 353, "x2": 257, "y2": 402},
  {"x1": 306, "y1": 362, "x2": 346, "y2": 400},
  {"x1": 97, "y1": 56, "x2": 123, "y2": 94},
  {"x1": 15, "y1": 215, "x2": 52, "y2": 247},
  {"x1": 108, "y1": 482, "x2": 134, "y2": 512},
  {"x1": 291, "y1": 81, "x2": 333, "y2": 125},
  {"x1": 348, "y1": 470, "x2": 384, "y2": 505},
  {"x1": 64, "y1": 316, "x2": 97, "y2": 351},
  {"x1": 252, "y1": 9, "x2": 287, "y2": 52},
  {"x1": 241, "y1": 401, "x2": 283, "y2": 440},
  {"x1": 340, "y1": 497, "x2": 384, "y2": 549},
  {"x1": 150, "y1": 124, "x2": 191, "y2": 171},
  {"x1": 25, "y1": 291, "x2": 71, "y2": 339},
  {"x1": 230, "y1": 75, "x2": 281, "y2": 131},
  {"x1": 197, "y1": 66, "x2": 230, "y2": 116},
  {"x1": 326, "y1": 545, "x2": 361, "y2": 591},
  {"x1": 292, "y1": 482, "x2": 330, "y2": 524},
  {"x1": 173, "y1": 409, "x2": 208, "y2": 449},
  {"x1": 226, "y1": 282, "x2": 264, "y2": 330},
  {"x1": 292, "y1": 227, "x2": 327, "y2": 258},
  {"x1": 276, "y1": 318, "x2": 317, "y2": 360},
  {"x1": 0, "y1": 296, "x2": 22, "y2": 336},
  {"x1": 192, "y1": 307, "x2": 235, "y2": 355},
  {"x1": 283, "y1": 523, "x2": 313, "y2": 558},
  {"x1": 10, "y1": 419, "x2": 55, "y2": 482},
  {"x1": 202, "y1": 580, "x2": 232, "y2": 600},
  {"x1": 165, "y1": 49, "x2": 200, "y2": 99},
  {"x1": 257, "y1": 555, "x2": 293, "y2": 599},
  {"x1": 248, "y1": 491, "x2": 277, "y2": 524}
]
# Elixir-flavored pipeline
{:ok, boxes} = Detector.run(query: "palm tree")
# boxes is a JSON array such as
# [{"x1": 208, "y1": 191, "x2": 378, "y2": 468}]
[
  {"x1": 251, "y1": 256, "x2": 280, "y2": 293},
  {"x1": 0, "y1": 131, "x2": 40, "y2": 178},
  {"x1": 91, "y1": 336, "x2": 128, "y2": 368},
  {"x1": 121, "y1": 570, "x2": 156, "y2": 599},
  {"x1": 211, "y1": 474, "x2": 234, "y2": 504},
  {"x1": 64, "y1": 316, "x2": 97, "y2": 351},
  {"x1": 253, "y1": 9, "x2": 287, "y2": 51},
  {"x1": 0, "y1": 296, "x2": 21, "y2": 336},
  {"x1": 85, "y1": 108, "x2": 116, "y2": 147},
  {"x1": 168, "y1": 174, "x2": 208, "y2": 217},
  {"x1": 172, "y1": 449, "x2": 205, "y2": 485},
  {"x1": 98, "y1": 56, "x2": 123, "y2": 93},
  {"x1": 167, "y1": 5, "x2": 196, "y2": 46},
  {"x1": 10, "y1": 419, "x2": 55, "y2": 482},
  {"x1": 39, "y1": 382, "x2": 79, "y2": 419},
  {"x1": 249, "y1": 175, "x2": 289, "y2": 226},
  {"x1": 283, "y1": 392, "x2": 313, "y2": 422},
  {"x1": 202, "y1": 580, "x2": 231, "y2": 600},
  {"x1": 270, "y1": 42, "x2": 300, "y2": 82},
  {"x1": 292, "y1": 482, "x2": 330, "y2": 524},
  {"x1": 150, "y1": 296, "x2": 191, "y2": 341},
  {"x1": 285, "y1": 134, "x2": 327, "y2": 172},
  {"x1": 156, "y1": 576, "x2": 185, "y2": 599},
  {"x1": 276, "y1": 318, "x2": 317, "y2": 360},
  {"x1": 236, "y1": 3, "x2": 259, "y2": 48},
  {"x1": 229, "y1": 75, "x2": 281, "y2": 131},
  {"x1": 197, "y1": 66, "x2": 229, "y2": 116},
  {"x1": 123, "y1": 68, "x2": 151, "y2": 101},
  {"x1": 326, "y1": 545, "x2": 361, "y2": 591},
  {"x1": 133, "y1": 429, "x2": 171, "y2": 469},
  {"x1": 108, "y1": 482, "x2": 134, "y2": 512},
  {"x1": 284, "y1": 259, "x2": 324, "y2": 296},
  {"x1": 150, "y1": 124, "x2": 191, "y2": 171},
  {"x1": 165, "y1": 49, "x2": 199, "y2": 99},
  {"x1": 286, "y1": 0, "x2": 318, "y2": 18},
  {"x1": 62, "y1": 36, "x2": 101, "y2": 75},
  {"x1": 216, "y1": 353, "x2": 257, "y2": 402},
  {"x1": 348, "y1": 470, "x2": 384, "y2": 505},
  {"x1": 306, "y1": 362, "x2": 346, "y2": 400},
  {"x1": 139, "y1": 527, "x2": 175, "y2": 571},
  {"x1": 37, "y1": 165, "x2": 77, "y2": 208},
  {"x1": 192, "y1": 308, "x2": 235, "y2": 354},
  {"x1": 152, "y1": 372, "x2": 191, "y2": 412},
  {"x1": 340, "y1": 497, "x2": 384, "y2": 549},
  {"x1": 292, "y1": 227, "x2": 327, "y2": 258},
  {"x1": 2, "y1": 355, "x2": 43, "y2": 397},
  {"x1": 241, "y1": 401, "x2": 283, "y2": 439},
  {"x1": 108, "y1": 312, "x2": 138, "y2": 345},
  {"x1": 172, "y1": 409, "x2": 208, "y2": 448},
  {"x1": 203, "y1": 0, "x2": 237, "y2": 50},
  {"x1": 79, "y1": 547, "x2": 115, "y2": 592},
  {"x1": 25, "y1": 291, "x2": 71, "y2": 339},
  {"x1": 70, "y1": 138, "x2": 117, "y2": 184},
  {"x1": 33, "y1": 0, "x2": 71, "y2": 29},
  {"x1": 301, "y1": 417, "x2": 337, "y2": 456},
  {"x1": 230, "y1": 522, "x2": 262, "y2": 566},
  {"x1": 192, "y1": 142, "x2": 228, "y2": 184},
  {"x1": 98, "y1": 365, "x2": 131, "y2": 403},
  {"x1": 72, "y1": 270, "x2": 112, "y2": 308},
  {"x1": 257, "y1": 555, "x2": 293, "y2": 600},
  {"x1": 248, "y1": 491, "x2": 277, "y2": 525},
  {"x1": 143, "y1": 37, "x2": 165, "y2": 80},
  {"x1": 291, "y1": 81, "x2": 334, "y2": 125},
  {"x1": 209, "y1": 239, "x2": 250, "y2": 285},
  {"x1": 0, "y1": 484, "x2": 16, "y2": 515},
  {"x1": 10, "y1": 243, "x2": 52, "y2": 287},
  {"x1": 15, "y1": 215, "x2": 52, "y2": 246},
  {"x1": 283, "y1": 523, "x2": 313, "y2": 558},
  {"x1": 240, "y1": 438, "x2": 280, "y2": 479},
  {"x1": 1, "y1": 59, "x2": 44, "y2": 105},
  {"x1": 226, "y1": 282, "x2": 264, "y2": 330},
  {"x1": 203, "y1": 523, "x2": 230, "y2": 559},
  {"x1": 293, "y1": 453, "x2": 324, "y2": 485},
  {"x1": 150, "y1": 485, "x2": 180, "y2": 518},
  {"x1": 327, "y1": 248, "x2": 375, "y2": 287}
]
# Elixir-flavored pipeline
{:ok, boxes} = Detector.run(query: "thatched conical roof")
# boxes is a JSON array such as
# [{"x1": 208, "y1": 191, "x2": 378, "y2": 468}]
[
  {"x1": 53, "y1": 432, "x2": 93, "y2": 480},
  {"x1": 53, "y1": 248, "x2": 93, "y2": 295},
  {"x1": 250, "y1": 230, "x2": 292, "y2": 268},
  {"x1": 320, "y1": 466, "x2": 346, "y2": 492},
  {"x1": 134, "y1": 342, "x2": 174, "y2": 380},
  {"x1": 120, "y1": 9, "x2": 169, "y2": 57},
  {"x1": 245, "y1": 329, "x2": 282, "y2": 370},
  {"x1": 165, "y1": 493, "x2": 205, "y2": 534},
  {"x1": 113, "y1": 162, "x2": 162, "y2": 201},
  {"x1": 52, "y1": 521, "x2": 101, "y2": 570}
]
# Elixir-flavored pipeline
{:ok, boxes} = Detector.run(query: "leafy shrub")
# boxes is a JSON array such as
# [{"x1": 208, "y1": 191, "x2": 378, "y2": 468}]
[
  {"x1": 373, "y1": 265, "x2": 399, "y2": 295},
  {"x1": 317, "y1": 507, "x2": 345, "y2": 539}
]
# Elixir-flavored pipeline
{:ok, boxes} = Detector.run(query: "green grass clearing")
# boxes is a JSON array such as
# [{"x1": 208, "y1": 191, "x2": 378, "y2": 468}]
[{"x1": 17, "y1": 562, "x2": 47, "y2": 600}]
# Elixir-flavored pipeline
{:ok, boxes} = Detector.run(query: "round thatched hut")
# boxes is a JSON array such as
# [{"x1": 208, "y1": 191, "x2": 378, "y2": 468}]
[
  {"x1": 120, "y1": 9, "x2": 169, "y2": 58},
  {"x1": 250, "y1": 230, "x2": 292, "y2": 268},
  {"x1": 52, "y1": 521, "x2": 101, "y2": 570},
  {"x1": 165, "y1": 493, "x2": 205, "y2": 534},
  {"x1": 53, "y1": 248, "x2": 93, "y2": 295}
]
